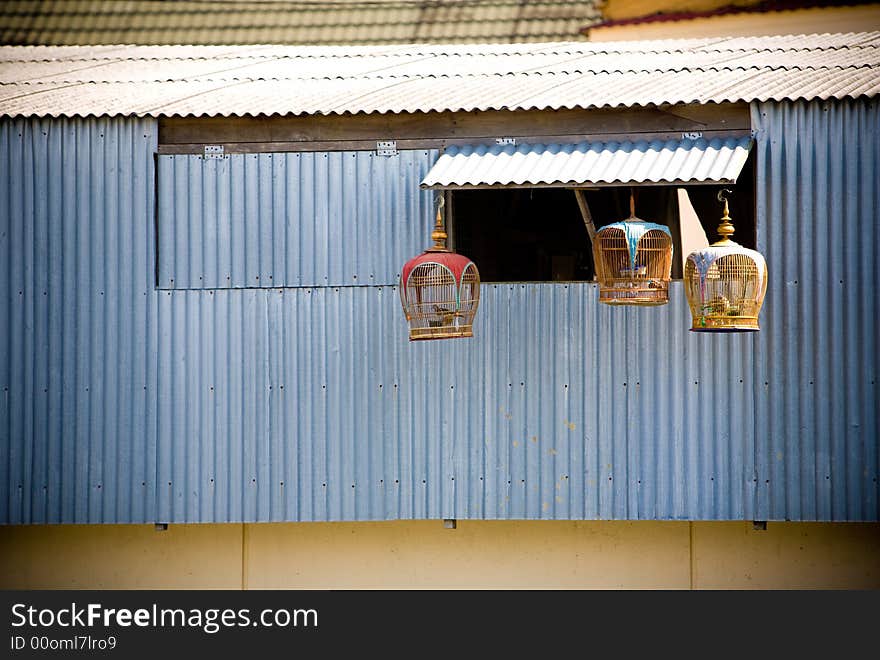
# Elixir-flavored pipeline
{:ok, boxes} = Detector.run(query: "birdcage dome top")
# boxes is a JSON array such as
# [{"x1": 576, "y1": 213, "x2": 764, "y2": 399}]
[
  {"x1": 597, "y1": 217, "x2": 672, "y2": 269},
  {"x1": 400, "y1": 251, "x2": 475, "y2": 294},
  {"x1": 687, "y1": 241, "x2": 767, "y2": 291}
]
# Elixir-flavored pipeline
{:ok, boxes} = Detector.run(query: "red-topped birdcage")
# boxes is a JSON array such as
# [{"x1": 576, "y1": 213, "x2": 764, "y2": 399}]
[
  {"x1": 592, "y1": 189, "x2": 673, "y2": 306},
  {"x1": 399, "y1": 199, "x2": 480, "y2": 340}
]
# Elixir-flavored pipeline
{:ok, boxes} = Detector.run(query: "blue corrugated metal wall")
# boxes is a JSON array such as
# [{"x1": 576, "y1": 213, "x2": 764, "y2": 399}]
[
  {"x1": 1, "y1": 117, "x2": 158, "y2": 523},
  {"x1": 157, "y1": 151, "x2": 436, "y2": 289},
  {"x1": 752, "y1": 99, "x2": 878, "y2": 521},
  {"x1": 155, "y1": 283, "x2": 764, "y2": 522},
  {"x1": 1, "y1": 99, "x2": 877, "y2": 523}
]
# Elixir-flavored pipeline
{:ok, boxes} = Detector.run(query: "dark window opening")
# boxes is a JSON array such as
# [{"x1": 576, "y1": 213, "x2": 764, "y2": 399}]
[
  {"x1": 450, "y1": 149, "x2": 756, "y2": 283},
  {"x1": 451, "y1": 188, "x2": 593, "y2": 283}
]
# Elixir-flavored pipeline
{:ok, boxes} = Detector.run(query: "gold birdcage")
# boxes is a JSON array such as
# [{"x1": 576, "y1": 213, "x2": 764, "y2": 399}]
[
  {"x1": 684, "y1": 190, "x2": 768, "y2": 332},
  {"x1": 593, "y1": 190, "x2": 673, "y2": 305},
  {"x1": 399, "y1": 199, "x2": 480, "y2": 341}
]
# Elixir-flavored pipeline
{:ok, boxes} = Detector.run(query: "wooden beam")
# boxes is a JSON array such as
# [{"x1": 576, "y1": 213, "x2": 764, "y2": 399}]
[
  {"x1": 157, "y1": 127, "x2": 750, "y2": 155},
  {"x1": 573, "y1": 189, "x2": 597, "y2": 243},
  {"x1": 159, "y1": 103, "x2": 750, "y2": 147},
  {"x1": 444, "y1": 190, "x2": 456, "y2": 253}
]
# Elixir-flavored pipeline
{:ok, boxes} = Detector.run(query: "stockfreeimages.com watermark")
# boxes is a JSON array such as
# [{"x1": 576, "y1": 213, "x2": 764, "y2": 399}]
[{"x1": 11, "y1": 602, "x2": 318, "y2": 638}]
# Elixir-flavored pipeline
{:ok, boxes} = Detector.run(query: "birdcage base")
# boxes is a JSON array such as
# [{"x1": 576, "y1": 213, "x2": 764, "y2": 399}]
[
  {"x1": 409, "y1": 325, "x2": 474, "y2": 341},
  {"x1": 600, "y1": 297, "x2": 669, "y2": 306},
  {"x1": 598, "y1": 284, "x2": 669, "y2": 306},
  {"x1": 690, "y1": 315, "x2": 760, "y2": 332}
]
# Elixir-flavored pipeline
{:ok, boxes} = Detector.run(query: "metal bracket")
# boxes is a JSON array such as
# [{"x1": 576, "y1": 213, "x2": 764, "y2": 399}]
[
  {"x1": 376, "y1": 140, "x2": 398, "y2": 156},
  {"x1": 204, "y1": 145, "x2": 224, "y2": 159},
  {"x1": 495, "y1": 137, "x2": 516, "y2": 145}
]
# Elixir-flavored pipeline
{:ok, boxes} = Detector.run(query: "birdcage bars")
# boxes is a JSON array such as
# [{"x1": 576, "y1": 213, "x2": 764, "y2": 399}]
[
  {"x1": 399, "y1": 197, "x2": 481, "y2": 341},
  {"x1": 400, "y1": 255, "x2": 480, "y2": 340},
  {"x1": 593, "y1": 190, "x2": 673, "y2": 306},
  {"x1": 684, "y1": 190, "x2": 768, "y2": 332}
]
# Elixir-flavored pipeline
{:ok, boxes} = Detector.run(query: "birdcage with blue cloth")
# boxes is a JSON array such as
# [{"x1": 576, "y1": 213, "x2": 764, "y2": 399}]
[{"x1": 593, "y1": 191, "x2": 673, "y2": 306}]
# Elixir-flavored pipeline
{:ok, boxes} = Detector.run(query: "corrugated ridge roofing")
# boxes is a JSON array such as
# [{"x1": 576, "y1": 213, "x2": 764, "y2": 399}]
[
  {"x1": 3, "y1": 30, "x2": 880, "y2": 56},
  {"x1": 1, "y1": 32, "x2": 878, "y2": 117}
]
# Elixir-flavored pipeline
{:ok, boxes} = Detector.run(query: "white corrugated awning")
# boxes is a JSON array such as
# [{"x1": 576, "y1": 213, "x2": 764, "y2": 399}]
[{"x1": 419, "y1": 136, "x2": 753, "y2": 189}]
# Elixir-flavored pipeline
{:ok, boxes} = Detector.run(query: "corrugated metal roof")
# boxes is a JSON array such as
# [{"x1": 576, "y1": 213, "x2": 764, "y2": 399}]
[
  {"x1": 0, "y1": 32, "x2": 878, "y2": 117},
  {"x1": 4, "y1": 48, "x2": 878, "y2": 83},
  {"x1": 0, "y1": 1, "x2": 601, "y2": 46},
  {"x1": 419, "y1": 137, "x2": 753, "y2": 189}
]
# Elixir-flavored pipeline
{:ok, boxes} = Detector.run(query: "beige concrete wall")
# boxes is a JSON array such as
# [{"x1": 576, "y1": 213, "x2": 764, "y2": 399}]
[
  {"x1": 0, "y1": 524, "x2": 243, "y2": 589},
  {"x1": 245, "y1": 521, "x2": 691, "y2": 589},
  {"x1": 693, "y1": 522, "x2": 880, "y2": 589},
  {"x1": 589, "y1": 6, "x2": 880, "y2": 41},
  {"x1": 1, "y1": 521, "x2": 878, "y2": 589}
]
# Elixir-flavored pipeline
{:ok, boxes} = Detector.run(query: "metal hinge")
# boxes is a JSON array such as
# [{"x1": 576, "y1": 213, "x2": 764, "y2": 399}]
[
  {"x1": 376, "y1": 140, "x2": 398, "y2": 156},
  {"x1": 204, "y1": 144, "x2": 224, "y2": 159},
  {"x1": 495, "y1": 137, "x2": 516, "y2": 145}
]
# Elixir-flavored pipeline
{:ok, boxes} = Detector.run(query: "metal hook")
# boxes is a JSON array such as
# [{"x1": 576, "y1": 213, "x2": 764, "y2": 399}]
[
  {"x1": 429, "y1": 193, "x2": 448, "y2": 251},
  {"x1": 434, "y1": 194, "x2": 446, "y2": 226},
  {"x1": 716, "y1": 188, "x2": 734, "y2": 240}
]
